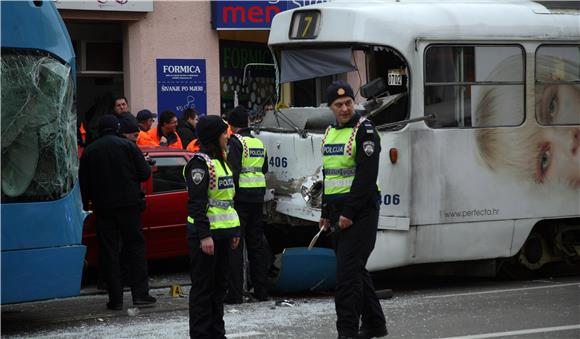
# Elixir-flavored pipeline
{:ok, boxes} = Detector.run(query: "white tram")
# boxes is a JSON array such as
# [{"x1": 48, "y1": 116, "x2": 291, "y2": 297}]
[{"x1": 258, "y1": 0, "x2": 580, "y2": 275}]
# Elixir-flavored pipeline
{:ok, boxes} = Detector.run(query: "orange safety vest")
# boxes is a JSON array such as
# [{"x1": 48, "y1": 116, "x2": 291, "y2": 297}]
[
  {"x1": 186, "y1": 139, "x2": 200, "y2": 153},
  {"x1": 136, "y1": 130, "x2": 157, "y2": 147},
  {"x1": 137, "y1": 128, "x2": 183, "y2": 149}
]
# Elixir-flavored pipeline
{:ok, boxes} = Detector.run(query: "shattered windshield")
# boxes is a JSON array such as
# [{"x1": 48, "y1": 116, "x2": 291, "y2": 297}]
[
  {"x1": 1, "y1": 50, "x2": 77, "y2": 202},
  {"x1": 262, "y1": 45, "x2": 409, "y2": 131}
]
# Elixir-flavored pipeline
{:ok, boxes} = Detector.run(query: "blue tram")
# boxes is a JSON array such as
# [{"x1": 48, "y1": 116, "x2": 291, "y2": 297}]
[{"x1": 1, "y1": 0, "x2": 85, "y2": 304}]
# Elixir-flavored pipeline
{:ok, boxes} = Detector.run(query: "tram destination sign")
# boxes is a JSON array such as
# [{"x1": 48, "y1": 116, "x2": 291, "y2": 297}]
[{"x1": 289, "y1": 10, "x2": 320, "y2": 39}]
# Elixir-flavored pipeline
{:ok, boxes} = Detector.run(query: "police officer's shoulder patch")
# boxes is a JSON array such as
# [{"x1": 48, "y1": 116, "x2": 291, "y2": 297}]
[
  {"x1": 363, "y1": 141, "x2": 375, "y2": 156},
  {"x1": 359, "y1": 120, "x2": 373, "y2": 134},
  {"x1": 191, "y1": 168, "x2": 205, "y2": 185}
]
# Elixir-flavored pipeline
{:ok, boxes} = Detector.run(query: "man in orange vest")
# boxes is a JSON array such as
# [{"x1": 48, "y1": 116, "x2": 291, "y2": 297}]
[
  {"x1": 137, "y1": 110, "x2": 182, "y2": 149},
  {"x1": 136, "y1": 109, "x2": 157, "y2": 132}
]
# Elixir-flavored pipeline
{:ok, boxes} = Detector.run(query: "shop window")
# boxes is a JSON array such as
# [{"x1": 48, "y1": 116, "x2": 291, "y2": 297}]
[
  {"x1": 219, "y1": 40, "x2": 275, "y2": 114},
  {"x1": 151, "y1": 156, "x2": 187, "y2": 194},
  {"x1": 535, "y1": 45, "x2": 580, "y2": 126},
  {"x1": 424, "y1": 45, "x2": 525, "y2": 128},
  {"x1": 85, "y1": 42, "x2": 123, "y2": 72}
]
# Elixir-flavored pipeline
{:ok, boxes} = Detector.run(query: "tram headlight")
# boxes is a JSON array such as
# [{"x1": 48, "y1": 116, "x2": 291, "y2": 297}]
[
  {"x1": 389, "y1": 148, "x2": 398, "y2": 164},
  {"x1": 301, "y1": 180, "x2": 323, "y2": 208}
]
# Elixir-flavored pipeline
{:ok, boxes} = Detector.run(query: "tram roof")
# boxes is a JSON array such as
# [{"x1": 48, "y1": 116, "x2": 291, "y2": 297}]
[{"x1": 269, "y1": 0, "x2": 580, "y2": 50}]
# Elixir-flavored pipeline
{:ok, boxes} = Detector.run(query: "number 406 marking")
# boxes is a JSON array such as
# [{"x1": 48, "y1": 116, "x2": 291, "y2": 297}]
[
  {"x1": 380, "y1": 194, "x2": 400, "y2": 205},
  {"x1": 269, "y1": 156, "x2": 288, "y2": 168}
]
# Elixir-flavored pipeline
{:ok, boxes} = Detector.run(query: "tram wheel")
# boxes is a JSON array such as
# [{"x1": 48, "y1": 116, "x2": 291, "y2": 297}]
[
  {"x1": 518, "y1": 231, "x2": 548, "y2": 270},
  {"x1": 497, "y1": 231, "x2": 548, "y2": 279},
  {"x1": 496, "y1": 258, "x2": 535, "y2": 280}
]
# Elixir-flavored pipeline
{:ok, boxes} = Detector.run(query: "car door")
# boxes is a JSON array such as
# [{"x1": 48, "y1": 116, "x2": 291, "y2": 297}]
[{"x1": 142, "y1": 155, "x2": 189, "y2": 259}]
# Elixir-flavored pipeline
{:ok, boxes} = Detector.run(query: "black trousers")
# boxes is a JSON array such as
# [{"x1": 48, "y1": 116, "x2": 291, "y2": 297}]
[
  {"x1": 332, "y1": 206, "x2": 386, "y2": 337},
  {"x1": 226, "y1": 202, "x2": 269, "y2": 300},
  {"x1": 189, "y1": 237, "x2": 229, "y2": 339},
  {"x1": 96, "y1": 205, "x2": 149, "y2": 304}
]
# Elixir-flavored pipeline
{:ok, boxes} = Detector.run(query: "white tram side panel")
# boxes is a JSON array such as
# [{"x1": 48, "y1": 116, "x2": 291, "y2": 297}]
[{"x1": 368, "y1": 45, "x2": 580, "y2": 271}]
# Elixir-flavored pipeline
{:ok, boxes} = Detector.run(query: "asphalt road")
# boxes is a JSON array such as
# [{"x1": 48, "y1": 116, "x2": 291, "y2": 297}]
[{"x1": 3, "y1": 271, "x2": 579, "y2": 339}]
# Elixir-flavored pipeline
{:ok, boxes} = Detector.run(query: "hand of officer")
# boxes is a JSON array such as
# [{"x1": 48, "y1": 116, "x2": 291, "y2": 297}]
[
  {"x1": 200, "y1": 236, "x2": 214, "y2": 255},
  {"x1": 338, "y1": 215, "x2": 353, "y2": 230},
  {"x1": 319, "y1": 218, "x2": 330, "y2": 231},
  {"x1": 231, "y1": 237, "x2": 240, "y2": 250}
]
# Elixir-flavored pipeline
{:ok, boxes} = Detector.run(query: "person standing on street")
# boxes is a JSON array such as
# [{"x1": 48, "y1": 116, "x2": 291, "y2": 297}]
[
  {"x1": 137, "y1": 110, "x2": 183, "y2": 149},
  {"x1": 225, "y1": 106, "x2": 270, "y2": 303},
  {"x1": 319, "y1": 80, "x2": 387, "y2": 339},
  {"x1": 184, "y1": 115, "x2": 241, "y2": 338},
  {"x1": 119, "y1": 114, "x2": 141, "y2": 143},
  {"x1": 177, "y1": 108, "x2": 199, "y2": 149},
  {"x1": 111, "y1": 95, "x2": 138, "y2": 125},
  {"x1": 79, "y1": 115, "x2": 156, "y2": 310},
  {"x1": 136, "y1": 109, "x2": 157, "y2": 132}
]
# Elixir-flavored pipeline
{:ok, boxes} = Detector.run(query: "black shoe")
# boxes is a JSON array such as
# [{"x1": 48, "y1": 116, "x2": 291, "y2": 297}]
[
  {"x1": 133, "y1": 295, "x2": 157, "y2": 307},
  {"x1": 106, "y1": 302, "x2": 123, "y2": 311},
  {"x1": 357, "y1": 325, "x2": 388, "y2": 339},
  {"x1": 337, "y1": 336, "x2": 356, "y2": 339}
]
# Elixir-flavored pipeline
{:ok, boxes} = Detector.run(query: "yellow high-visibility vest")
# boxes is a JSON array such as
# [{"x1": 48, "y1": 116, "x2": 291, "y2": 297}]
[
  {"x1": 233, "y1": 134, "x2": 266, "y2": 189},
  {"x1": 186, "y1": 153, "x2": 240, "y2": 230}
]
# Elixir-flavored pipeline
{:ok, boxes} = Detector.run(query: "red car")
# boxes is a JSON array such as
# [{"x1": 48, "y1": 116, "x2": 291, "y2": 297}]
[{"x1": 83, "y1": 147, "x2": 194, "y2": 267}]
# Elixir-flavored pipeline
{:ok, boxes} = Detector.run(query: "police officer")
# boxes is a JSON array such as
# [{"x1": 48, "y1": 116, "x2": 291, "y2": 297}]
[
  {"x1": 319, "y1": 81, "x2": 388, "y2": 339},
  {"x1": 79, "y1": 115, "x2": 156, "y2": 310},
  {"x1": 184, "y1": 115, "x2": 241, "y2": 338},
  {"x1": 225, "y1": 106, "x2": 270, "y2": 303}
]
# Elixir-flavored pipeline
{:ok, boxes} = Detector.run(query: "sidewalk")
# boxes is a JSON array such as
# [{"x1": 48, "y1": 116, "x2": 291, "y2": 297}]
[
  {"x1": 80, "y1": 270, "x2": 191, "y2": 296},
  {"x1": 2, "y1": 272, "x2": 192, "y2": 336}
]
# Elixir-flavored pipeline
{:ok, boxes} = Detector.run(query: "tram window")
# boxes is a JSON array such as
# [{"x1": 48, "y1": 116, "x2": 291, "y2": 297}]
[
  {"x1": 365, "y1": 46, "x2": 409, "y2": 127},
  {"x1": 292, "y1": 74, "x2": 344, "y2": 107},
  {"x1": 425, "y1": 45, "x2": 525, "y2": 128},
  {"x1": 535, "y1": 45, "x2": 580, "y2": 126},
  {"x1": 1, "y1": 50, "x2": 76, "y2": 202}
]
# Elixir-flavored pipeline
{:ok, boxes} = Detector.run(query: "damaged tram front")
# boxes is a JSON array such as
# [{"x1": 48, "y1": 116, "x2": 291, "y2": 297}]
[{"x1": 259, "y1": 0, "x2": 580, "y2": 284}]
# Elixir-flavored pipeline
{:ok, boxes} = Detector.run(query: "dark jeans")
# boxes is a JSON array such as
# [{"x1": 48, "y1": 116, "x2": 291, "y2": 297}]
[
  {"x1": 96, "y1": 205, "x2": 149, "y2": 304},
  {"x1": 189, "y1": 237, "x2": 229, "y2": 339},
  {"x1": 332, "y1": 206, "x2": 386, "y2": 337},
  {"x1": 226, "y1": 202, "x2": 269, "y2": 300}
]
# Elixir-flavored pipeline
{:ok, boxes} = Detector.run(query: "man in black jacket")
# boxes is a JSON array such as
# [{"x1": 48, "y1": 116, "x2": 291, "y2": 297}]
[
  {"x1": 225, "y1": 106, "x2": 270, "y2": 303},
  {"x1": 319, "y1": 81, "x2": 387, "y2": 339},
  {"x1": 79, "y1": 115, "x2": 156, "y2": 310},
  {"x1": 176, "y1": 108, "x2": 199, "y2": 149}
]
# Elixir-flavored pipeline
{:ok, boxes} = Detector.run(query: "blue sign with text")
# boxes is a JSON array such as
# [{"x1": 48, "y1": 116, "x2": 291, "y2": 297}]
[
  {"x1": 212, "y1": 0, "x2": 328, "y2": 30},
  {"x1": 156, "y1": 59, "x2": 206, "y2": 117}
]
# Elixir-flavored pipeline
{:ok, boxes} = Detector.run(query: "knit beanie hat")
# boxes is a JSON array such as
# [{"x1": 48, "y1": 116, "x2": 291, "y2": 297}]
[
  {"x1": 98, "y1": 114, "x2": 120, "y2": 134},
  {"x1": 197, "y1": 115, "x2": 228, "y2": 145},
  {"x1": 228, "y1": 106, "x2": 249, "y2": 128},
  {"x1": 326, "y1": 80, "x2": 355, "y2": 106}
]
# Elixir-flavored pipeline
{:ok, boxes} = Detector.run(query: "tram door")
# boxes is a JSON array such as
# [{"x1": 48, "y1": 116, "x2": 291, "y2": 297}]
[{"x1": 377, "y1": 130, "x2": 411, "y2": 231}]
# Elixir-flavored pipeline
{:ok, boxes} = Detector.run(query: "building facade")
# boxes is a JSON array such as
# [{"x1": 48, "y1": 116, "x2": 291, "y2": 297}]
[{"x1": 56, "y1": 0, "x2": 323, "y2": 123}]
